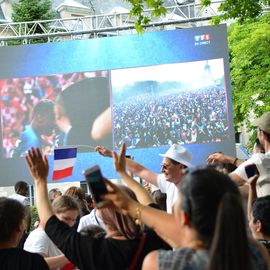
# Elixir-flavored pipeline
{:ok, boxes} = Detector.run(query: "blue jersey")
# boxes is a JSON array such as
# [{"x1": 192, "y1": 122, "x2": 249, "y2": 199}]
[{"x1": 12, "y1": 126, "x2": 42, "y2": 157}]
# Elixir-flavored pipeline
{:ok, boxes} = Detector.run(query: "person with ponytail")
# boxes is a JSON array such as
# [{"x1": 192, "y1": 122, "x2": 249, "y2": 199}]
[{"x1": 103, "y1": 167, "x2": 270, "y2": 270}]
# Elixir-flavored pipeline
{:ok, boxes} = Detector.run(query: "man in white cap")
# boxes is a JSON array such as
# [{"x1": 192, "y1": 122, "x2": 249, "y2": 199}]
[
  {"x1": 96, "y1": 144, "x2": 192, "y2": 213},
  {"x1": 230, "y1": 112, "x2": 270, "y2": 197}
]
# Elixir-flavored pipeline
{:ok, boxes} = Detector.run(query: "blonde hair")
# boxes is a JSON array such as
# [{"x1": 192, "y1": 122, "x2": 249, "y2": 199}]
[
  {"x1": 52, "y1": 195, "x2": 80, "y2": 214},
  {"x1": 64, "y1": 186, "x2": 85, "y2": 201}
]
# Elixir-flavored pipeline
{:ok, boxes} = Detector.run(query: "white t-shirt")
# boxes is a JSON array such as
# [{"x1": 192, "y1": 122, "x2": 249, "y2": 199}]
[
  {"x1": 24, "y1": 227, "x2": 62, "y2": 270},
  {"x1": 233, "y1": 151, "x2": 270, "y2": 197},
  {"x1": 157, "y1": 174, "x2": 179, "y2": 214},
  {"x1": 77, "y1": 208, "x2": 105, "y2": 232},
  {"x1": 8, "y1": 193, "x2": 30, "y2": 206}
]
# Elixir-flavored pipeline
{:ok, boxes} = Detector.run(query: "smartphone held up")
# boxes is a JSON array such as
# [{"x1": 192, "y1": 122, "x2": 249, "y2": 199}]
[
  {"x1": 83, "y1": 165, "x2": 108, "y2": 208},
  {"x1": 245, "y1": 163, "x2": 259, "y2": 179}
]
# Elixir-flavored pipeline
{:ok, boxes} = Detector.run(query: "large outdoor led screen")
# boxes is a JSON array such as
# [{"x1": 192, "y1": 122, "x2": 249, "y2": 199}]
[{"x1": 0, "y1": 24, "x2": 235, "y2": 186}]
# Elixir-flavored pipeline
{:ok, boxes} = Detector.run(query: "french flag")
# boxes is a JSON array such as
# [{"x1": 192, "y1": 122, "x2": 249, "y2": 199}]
[{"x1": 53, "y1": 147, "x2": 77, "y2": 180}]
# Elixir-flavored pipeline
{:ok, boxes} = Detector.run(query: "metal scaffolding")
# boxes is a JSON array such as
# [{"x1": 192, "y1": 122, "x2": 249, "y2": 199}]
[
  {"x1": 0, "y1": 1, "x2": 269, "y2": 45},
  {"x1": 0, "y1": 2, "x2": 219, "y2": 45}
]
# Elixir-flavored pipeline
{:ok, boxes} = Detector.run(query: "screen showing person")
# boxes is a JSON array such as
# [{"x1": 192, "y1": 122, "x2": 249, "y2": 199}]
[
  {"x1": 0, "y1": 71, "x2": 111, "y2": 158},
  {"x1": 55, "y1": 76, "x2": 112, "y2": 151}
]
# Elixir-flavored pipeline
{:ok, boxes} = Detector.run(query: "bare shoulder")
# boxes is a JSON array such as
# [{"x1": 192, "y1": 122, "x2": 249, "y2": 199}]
[{"x1": 142, "y1": 250, "x2": 159, "y2": 270}]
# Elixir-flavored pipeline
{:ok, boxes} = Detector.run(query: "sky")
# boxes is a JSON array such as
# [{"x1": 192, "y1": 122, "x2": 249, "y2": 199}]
[{"x1": 111, "y1": 58, "x2": 225, "y2": 91}]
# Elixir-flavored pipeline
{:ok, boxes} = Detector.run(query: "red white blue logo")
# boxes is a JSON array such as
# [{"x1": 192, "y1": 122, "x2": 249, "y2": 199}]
[{"x1": 194, "y1": 34, "x2": 211, "y2": 46}]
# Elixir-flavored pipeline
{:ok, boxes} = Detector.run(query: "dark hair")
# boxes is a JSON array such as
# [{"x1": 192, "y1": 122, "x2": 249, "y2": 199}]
[
  {"x1": 14, "y1": 181, "x2": 28, "y2": 193},
  {"x1": 152, "y1": 190, "x2": 167, "y2": 211},
  {"x1": 32, "y1": 99, "x2": 54, "y2": 118},
  {"x1": 80, "y1": 224, "x2": 106, "y2": 238},
  {"x1": 252, "y1": 195, "x2": 270, "y2": 236},
  {"x1": 49, "y1": 188, "x2": 58, "y2": 194},
  {"x1": 85, "y1": 194, "x2": 93, "y2": 204},
  {"x1": 210, "y1": 162, "x2": 237, "y2": 174},
  {"x1": 56, "y1": 77, "x2": 110, "y2": 147},
  {"x1": 48, "y1": 188, "x2": 62, "y2": 202},
  {"x1": 209, "y1": 193, "x2": 253, "y2": 270},
  {"x1": 254, "y1": 138, "x2": 265, "y2": 153},
  {"x1": 0, "y1": 197, "x2": 25, "y2": 242},
  {"x1": 57, "y1": 77, "x2": 109, "y2": 126},
  {"x1": 261, "y1": 130, "x2": 270, "y2": 143},
  {"x1": 180, "y1": 168, "x2": 253, "y2": 270},
  {"x1": 99, "y1": 185, "x2": 142, "y2": 240}
]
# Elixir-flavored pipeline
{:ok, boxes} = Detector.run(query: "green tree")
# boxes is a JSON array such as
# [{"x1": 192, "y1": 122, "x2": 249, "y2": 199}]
[
  {"x1": 125, "y1": 0, "x2": 270, "y2": 31},
  {"x1": 125, "y1": 0, "x2": 166, "y2": 33},
  {"x1": 228, "y1": 13, "x2": 270, "y2": 135},
  {"x1": 202, "y1": 0, "x2": 270, "y2": 24},
  {"x1": 30, "y1": 205, "x2": 39, "y2": 231},
  {"x1": 12, "y1": 0, "x2": 55, "y2": 22},
  {"x1": 10, "y1": 0, "x2": 56, "y2": 44}
]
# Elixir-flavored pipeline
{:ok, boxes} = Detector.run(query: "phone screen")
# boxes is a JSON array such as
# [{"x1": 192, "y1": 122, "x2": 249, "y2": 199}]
[
  {"x1": 84, "y1": 166, "x2": 107, "y2": 206},
  {"x1": 245, "y1": 164, "x2": 259, "y2": 178}
]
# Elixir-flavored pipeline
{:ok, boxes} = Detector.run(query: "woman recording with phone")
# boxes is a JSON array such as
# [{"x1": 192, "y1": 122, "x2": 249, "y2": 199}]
[
  {"x1": 25, "y1": 148, "x2": 170, "y2": 270},
  {"x1": 102, "y1": 165, "x2": 270, "y2": 270}
]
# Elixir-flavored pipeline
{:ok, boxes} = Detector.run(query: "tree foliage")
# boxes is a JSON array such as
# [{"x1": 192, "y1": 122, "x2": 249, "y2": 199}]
[
  {"x1": 124, "y1": 0, "x2": 166, "y2": 33},
  {"x1": 202, "y1": 0, "x2": 270, "y2": 24},
  {"x1": 10, "y1": 0, "x2": 56, "y2": 44},
  {"x1": 228, "y1": 13, "x2": 270, "y2": 132},
  {"x1": 12, "y1": 0, "x2": 56, "y2": 22},
  {"x1": 125, "y1": 0, "x2": 270, "y2": 31}
]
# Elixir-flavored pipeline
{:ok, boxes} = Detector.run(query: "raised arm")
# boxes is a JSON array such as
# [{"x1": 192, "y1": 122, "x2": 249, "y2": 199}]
[
  {"x1": 104, "y1": 180, "x2": 181, "y2": 247},
  {"x1": 96, "y1": 145, "x2": 159, "y2": 186},
  {"x1": 113, "y1": 143, "x2": 154, "y2": 206},
  {"x1": 207, "y1": 152, "x2": 243, "y2": 167},
  {"x1": 229, "y1": 172, "x2": 246, "y2": 187},
  {"x1": 247, "y1": 175, "x2": 258, "y2": 223},
  {"x1": 25, "y1": 148, "x2": 53, "y2": 227},
  {"x1": 44, "y1": 255, "x2": 69, "y2": 270}
]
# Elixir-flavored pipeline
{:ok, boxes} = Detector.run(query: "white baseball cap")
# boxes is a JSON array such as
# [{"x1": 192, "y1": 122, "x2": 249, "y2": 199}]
[{"x1": 159, "y1": 144, "x2": 192, "y2": 167}]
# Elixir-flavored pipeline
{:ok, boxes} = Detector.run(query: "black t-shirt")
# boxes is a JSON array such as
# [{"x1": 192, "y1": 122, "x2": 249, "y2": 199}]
[
  {"x1": 45, "y1": 215, "x2": 170, "y2": 270},
  {"x1": 0, "y1": 248, "x2": 49, "y2": 270}
]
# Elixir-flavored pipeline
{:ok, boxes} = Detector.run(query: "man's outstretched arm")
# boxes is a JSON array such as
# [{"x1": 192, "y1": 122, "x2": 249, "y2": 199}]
[{"x1": 96, "y1": 145, "x2": 159, "y2": 187}]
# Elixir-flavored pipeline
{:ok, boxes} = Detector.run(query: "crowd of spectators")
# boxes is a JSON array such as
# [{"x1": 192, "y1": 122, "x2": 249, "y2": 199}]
[
  {"x1": 0, "y1": 72, "x2": 101, "y2": 158},
  {"x1": 1, "y1": 109, "x2": 270, "y2": 270},
  {"x1": 113, "y1": 86, "x2": 229, "y2": 149}
]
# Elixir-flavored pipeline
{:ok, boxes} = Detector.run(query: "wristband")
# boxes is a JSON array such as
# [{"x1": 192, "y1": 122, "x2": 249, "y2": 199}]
[{"x1": 233, "y1": 158, "x2": 238, "y2": 166}]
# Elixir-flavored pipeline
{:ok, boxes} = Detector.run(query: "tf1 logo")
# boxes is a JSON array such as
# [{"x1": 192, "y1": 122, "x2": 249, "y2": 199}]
[{"x1": 194, "y1": 34, "x2": 211, "y2": 46}]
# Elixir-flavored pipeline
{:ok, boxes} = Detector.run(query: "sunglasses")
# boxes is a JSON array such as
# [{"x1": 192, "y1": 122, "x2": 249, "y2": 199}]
[{"x1": 160, "y1": 163, "x2": 171, "y2": 170}]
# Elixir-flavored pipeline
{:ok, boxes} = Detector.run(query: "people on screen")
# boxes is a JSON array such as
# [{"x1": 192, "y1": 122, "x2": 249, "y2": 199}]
[{"x1": 12, "y1": 99, "x2": 55, "y2": 157}]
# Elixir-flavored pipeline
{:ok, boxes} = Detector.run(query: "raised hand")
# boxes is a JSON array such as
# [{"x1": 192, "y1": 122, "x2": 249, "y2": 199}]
[
  {"x1": 207, "y1": 152, "x2": 227, "y2": 164},
  {"x1": 103, "y1": 179, "x2": 138, "y2": 216},
  {"x1": 113, "y1": 143, "x2": 126, "y2": 174},
  {"x1": 95, "y1": 145, "x2": 112, "y2": 157},
  {"x1": 25, "y1": 147, "x2": 49, "y2": 183},
  {"x1": 248, "y1": 174, "x2": 259, "y2": 189}
]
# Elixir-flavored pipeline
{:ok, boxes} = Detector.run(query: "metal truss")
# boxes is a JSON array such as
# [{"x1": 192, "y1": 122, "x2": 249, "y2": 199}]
[{"x1": 0, "y1": 1, "x2": 269, "y2": 45}]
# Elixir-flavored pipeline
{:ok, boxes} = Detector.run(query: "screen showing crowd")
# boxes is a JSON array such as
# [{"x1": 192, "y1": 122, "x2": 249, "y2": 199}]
[{"x1": 111, "y1": 59, "x2": 229, "y2": 149}]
